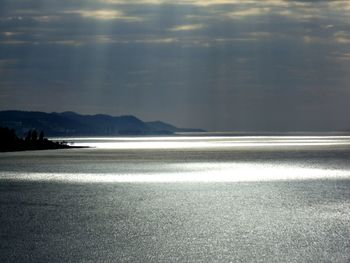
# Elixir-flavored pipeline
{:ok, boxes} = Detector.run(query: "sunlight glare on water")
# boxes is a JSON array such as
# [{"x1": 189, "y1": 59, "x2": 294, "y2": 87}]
[
  {"x1": 52, "y1": 136, "x2": 350, "y2": 149},
  {"x1": 3, "y1": 136, "x2": 350, "y2": 183},
  {"x1": 2, "y1": 162, "x2": 350, "y2": 183}
]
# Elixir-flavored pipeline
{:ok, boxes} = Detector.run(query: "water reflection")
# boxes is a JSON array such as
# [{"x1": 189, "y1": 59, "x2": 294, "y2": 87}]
[
  {"x1": 2, "y1": 136, "x2": 350, "y2": 183},
  {"x1": 51, "y1": 136, "x2": 350, "y2": 149},
  {"x1": 2, "y1": 162, "x2": 349, "y2": 183}
]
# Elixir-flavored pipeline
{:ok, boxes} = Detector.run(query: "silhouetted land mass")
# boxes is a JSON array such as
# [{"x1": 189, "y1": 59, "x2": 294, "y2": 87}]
[
  {"x1": 0, "y1": 111, "x2": 205, "y2": 137},
  {"x1": 0, "y1": 127, "x2": 74, "y2": 152}
]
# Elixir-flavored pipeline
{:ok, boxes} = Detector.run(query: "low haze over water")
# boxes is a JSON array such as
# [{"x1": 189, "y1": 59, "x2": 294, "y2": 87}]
[{"x1": 1, "y1": 136, "x2": 350, "y2": 262}]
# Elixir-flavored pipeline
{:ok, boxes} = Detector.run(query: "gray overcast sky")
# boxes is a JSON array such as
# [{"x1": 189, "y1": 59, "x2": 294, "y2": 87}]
[{"x1": 1, "y1": 0, "x2": 350, "y2": 131}]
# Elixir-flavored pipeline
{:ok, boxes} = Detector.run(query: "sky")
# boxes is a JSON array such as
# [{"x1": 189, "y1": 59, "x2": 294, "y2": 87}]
[{"x1": 1, "y1": 0, "x2": 350, "y2": 131}]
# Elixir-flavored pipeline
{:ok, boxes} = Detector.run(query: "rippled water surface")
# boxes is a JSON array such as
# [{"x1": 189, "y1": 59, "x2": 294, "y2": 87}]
[
  {"x1": 1, "y1": 136, "x2": 350, "y2": 262},
  {"x1": 2, "y1": 135, "x2": 350, "y2": 182}
]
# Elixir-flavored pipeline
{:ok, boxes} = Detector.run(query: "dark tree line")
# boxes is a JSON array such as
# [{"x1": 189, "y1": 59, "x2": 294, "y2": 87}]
[
  {"x1": 24, "y1": 130, "x2": 45, "y2": 142},
  {"x1": 0, "y1": 127, "x2": 70, "y2": 152}
]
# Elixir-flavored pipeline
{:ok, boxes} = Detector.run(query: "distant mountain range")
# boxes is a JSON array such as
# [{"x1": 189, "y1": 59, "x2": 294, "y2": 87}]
[{"x1": 0, "y1": 111, "x2": 205, "y2": 137}]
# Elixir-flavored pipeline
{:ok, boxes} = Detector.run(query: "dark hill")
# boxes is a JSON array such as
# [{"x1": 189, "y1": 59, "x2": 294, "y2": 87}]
[{"x1": 0, "y1": 111, "x2": 204, "y2": 137}]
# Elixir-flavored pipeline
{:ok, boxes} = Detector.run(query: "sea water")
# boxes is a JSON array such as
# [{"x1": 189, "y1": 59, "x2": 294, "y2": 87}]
[
  {"x1": 1, "y1": 135, "x2": 350, "y2": 182},
  {"x1": 0, "y1": 136, "x2": 350, "y2": 262}
]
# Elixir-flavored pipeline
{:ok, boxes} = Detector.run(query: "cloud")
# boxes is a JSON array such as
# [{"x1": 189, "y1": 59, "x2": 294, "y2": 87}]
[
  {"x1": 63, "y1": 9, "x2": 143, "y2": 21},
  {"x1": 276, "y1": 8, "x2": 325, "y2": 21},
  {"x1": 168, "y1": 24, "x2": 205, "y2": 32},
  {"x1": 135, "y1": 37, "x2": 178, "y2": 44},
  {"x1": 247, "y1": 32, "x2": 273, "y2": 38},
  {"x1": 329, "y1": 52, "x2": 350, "y2": 61},
  {"x1": 49, "y1": 40, "x2": 83, "y2": 46},
  {"x1": 334, "y1": 31, "x2": 350, "y2": 44},
  {"x1": 324, "y1": 24, "x2": 334, "y2": 29},
  {"x1": 98, "y1": 0, "x2": 256, "y2": 6},
  {"x1": 303, "y1": 35, "x2": 323, "y2": 44},
  {"x1": 1, "y1": 32, "x2": 24, "y2": 38},
  {"x1": 1, "y1": 0, "x2": 350, "y2": 131},
  {"x1": 96, "y1": 0, "x2": 318, "y2": 7},
  {"x1": 225, "y1": 7, "x2": 271, "y2": 19},
  {"x1": 0, "y1": 40, "x2": 30, "y2": 45},
  {"x1": 32, "y1": 15, "x2": 61, "y2": 23}
]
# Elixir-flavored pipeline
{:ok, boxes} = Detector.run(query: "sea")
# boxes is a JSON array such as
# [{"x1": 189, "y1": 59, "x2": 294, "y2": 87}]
[{"x1": 0, "y1": 134, "x2": 350, "y2": 262}]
